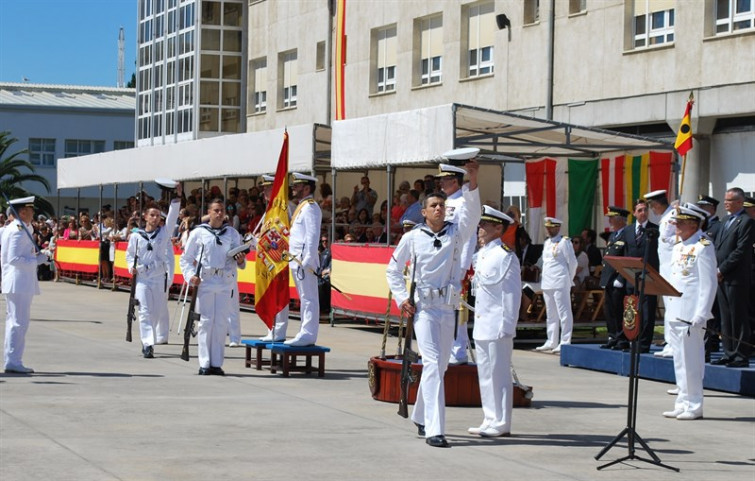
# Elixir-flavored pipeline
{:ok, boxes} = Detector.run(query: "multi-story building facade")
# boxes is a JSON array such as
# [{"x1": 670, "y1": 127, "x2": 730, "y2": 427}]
[
  {"x1": 246, "y1": 0, "x2": 754, "y2": 200},
  {"x1": 136, "y1": 0, "x2": 247, "y2": 147},
  {"x1": 0, "y1": 82, "x2": 136, "y2": 214}
]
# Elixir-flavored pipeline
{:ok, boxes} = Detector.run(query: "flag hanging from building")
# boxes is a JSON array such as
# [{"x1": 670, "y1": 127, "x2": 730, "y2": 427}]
[
  {"x1": 674, "y1": 95, "x2": 694, "y2": 156},
  {"x1": 567, "y1": 159, "x2": 599, "y2": 237},
  {"x1": 335, "y1": 0, "x2": 347, "y2": 120},
  {"x1": 254, "y1": 132, "x2": 291, "y2": 329}
]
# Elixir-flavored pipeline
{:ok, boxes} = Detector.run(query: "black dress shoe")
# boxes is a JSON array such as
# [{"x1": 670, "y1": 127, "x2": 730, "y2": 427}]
[
  {"x1": 726, "y1": 360, "x2": 749, "y2": 368},
  {"x1": 209, "y1": 366, "x2": 225, "y2": 376},
  {"x1": 414, "y1": 422, "x2": 425, "y2": 436},
  {"x1": 198, "y1": 367, "x2": 211, "y2": 375},
  {"x1": 710, "y1": 358, "x2": 731, "y2": 366},
  {"x1": 639, "y1": 345, "x2": 651, "y2": 354},
  {"x1": 426, "y1": 435, "x2": 449, "y2": 448},
  {"x1": 600, "y1": 339, "x2": 616, "y2": 349},
  {"x1": 142, "y1": 345, "x2": 154, "y2": 358},
  {"x1": 612, "y1": 341, "x2": 630, "y2": 351}
]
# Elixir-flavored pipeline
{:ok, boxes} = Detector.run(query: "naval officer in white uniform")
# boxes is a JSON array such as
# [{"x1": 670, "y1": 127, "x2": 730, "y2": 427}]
[
  {"x1": 663, "y1": 203, "x2": 716, "y2": 420},
  {"x1": 285, "y1": 173, "x2": 322, "y2": 347},
  {"x1": 2, "y1": 196, "x2": 49, "y2": 374},
  {"x1": 180, "y1": 198, "x2": 246, "y2": 375},
  {"x1": 468, "y1": 206, "x2": 521, "y2": 438},
  {"x1": 386, "y1": 161, "x2": 481, "y2": 448},
  {"x1": 536, "y1": 217, "x2": 578, "y2": 353}
]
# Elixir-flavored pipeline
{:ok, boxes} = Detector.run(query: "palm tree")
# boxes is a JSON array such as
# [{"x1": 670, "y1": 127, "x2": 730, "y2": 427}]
[{"x1": 0, "y1": 131, "x2": 55, "y2": 217}]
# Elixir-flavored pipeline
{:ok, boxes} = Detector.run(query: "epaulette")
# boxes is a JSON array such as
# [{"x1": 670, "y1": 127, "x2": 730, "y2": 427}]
[
  {"x1": 562, "y1": 236, "x2": 569, "y2": 241},
  {"x1": 501, "y1": 244, "x2": 512, "y2": 252},
  {"x1": 17, "y1": 224, "x2": 23, "y2": 231},
  {"x1": 698, "y1": 237, "x2": 711, "y2": 246}
]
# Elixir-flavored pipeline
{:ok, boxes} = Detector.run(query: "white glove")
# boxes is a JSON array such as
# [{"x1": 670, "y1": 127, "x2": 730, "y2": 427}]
[
  {"x1": 36, "y1": 253, "x2": 50, "y2": 265},
  {"x1": 690, "y1": 316, "x2": 706, "y2": 328},
  {"x1": 613, "y1": 278, "x2": 624, "y2": 288}
]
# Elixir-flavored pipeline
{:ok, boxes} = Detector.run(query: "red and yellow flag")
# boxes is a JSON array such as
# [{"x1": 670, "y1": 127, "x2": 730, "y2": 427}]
[
  {"x1": 254, "y1": 132, "x2": 291, "y2": 328},
  {"x1": 674, "y1": 94, "x2": 694, "y2": 156}
]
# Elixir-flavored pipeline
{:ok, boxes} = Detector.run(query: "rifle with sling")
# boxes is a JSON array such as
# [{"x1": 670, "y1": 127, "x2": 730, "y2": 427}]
[
  {"x1": 126, "y1": 240, "x2": 139, "y2": 342},
  {"x1": 181, "y1": 245, "x2": 204, "y2": 361},
  {"x1": 397, "y1": 255, "x2": 418, "y2": 418}
]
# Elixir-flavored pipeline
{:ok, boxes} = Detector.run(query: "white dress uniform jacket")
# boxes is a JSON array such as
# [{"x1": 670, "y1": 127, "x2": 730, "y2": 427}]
[
  {"x1": 471, "y1": 238, "x2": 521, "y2": 434},
  {"x1": 180, "y1": 223, "x2": 245, "y2": 369},
  {"x1": 386, "y1": 184, "x2": 481, "y2": 439},
  {"x1": 2, "y1": 219, "x2": 45, "y2": 370},
  {"x1": 665, "y1": 230, "x2": 717, "y2": 417},
  {"x1": 540, "y1": 234, "x2": 578, "y2": 349},
  {"x1": 657, "y1": 205, "x2": 677, "y2": 348}
]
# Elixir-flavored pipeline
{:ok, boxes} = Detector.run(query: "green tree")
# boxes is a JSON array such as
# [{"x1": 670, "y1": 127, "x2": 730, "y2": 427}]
[{"x1": 0, "y1": 131, "x2": 54, "y2": 217}]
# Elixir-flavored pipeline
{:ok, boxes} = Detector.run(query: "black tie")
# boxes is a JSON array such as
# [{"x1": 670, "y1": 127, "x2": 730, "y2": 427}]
[{"x1": 636, "y1": 225, "x2": 644, "y2": 244}]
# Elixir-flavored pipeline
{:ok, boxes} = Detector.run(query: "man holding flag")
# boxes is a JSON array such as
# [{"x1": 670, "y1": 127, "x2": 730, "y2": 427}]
[{"x1": 255, "y1": 133, "x2": 293, "y2": 342}]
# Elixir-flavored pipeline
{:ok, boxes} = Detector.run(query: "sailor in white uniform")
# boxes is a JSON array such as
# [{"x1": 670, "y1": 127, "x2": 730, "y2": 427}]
[
  {"x1": 386, "y1": 161, "x2": 481, "y2": 448},
  {"x1": 437, "y1": 158, "x2": 480, "y2": 366},
  {"x1": 180, "y1": 198, "x2": 246, "y2": 375},
  {"x1": 663, "y1": 204, "x2": 716, "y2": 420},
  {"x1": 126, "y1": 183, "x2": 182, "y2": 358},
  {"x1": 2, "y1": 196, "x2": 49, "y2": 374},
  {"x1": 645, "y1": 189, "x2": 677, "y2": 358},
  {"x1": 285, "y1": 173, "x2": 322, "y2": 347},
  {"x1": 468, "y1": 206, "x2": 521, "y2": 438},
  {"x1": 536, "y1": 217, "x2": 578, "y2": 353}
]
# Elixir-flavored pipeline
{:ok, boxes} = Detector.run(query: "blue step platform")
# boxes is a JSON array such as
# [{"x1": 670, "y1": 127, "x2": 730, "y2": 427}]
[{"x1": 560, "y1": 344, "x2": 755, "y2": 397}]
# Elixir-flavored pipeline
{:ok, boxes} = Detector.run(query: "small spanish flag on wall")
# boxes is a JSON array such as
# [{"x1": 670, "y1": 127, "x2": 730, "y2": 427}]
[{"x1": 674, "y1": 93, "x2": 694, "y2": 156}]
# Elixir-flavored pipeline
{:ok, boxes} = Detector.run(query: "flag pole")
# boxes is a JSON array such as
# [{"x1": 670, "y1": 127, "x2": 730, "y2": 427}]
[{"x1": 679, "y1": 153, "x2": 687, "y2": 198}]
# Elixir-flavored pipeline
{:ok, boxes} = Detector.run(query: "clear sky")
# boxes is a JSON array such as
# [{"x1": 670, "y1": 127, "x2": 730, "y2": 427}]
[{"x1": 0, "y1": 0, "x2": 137, "y2": 87}]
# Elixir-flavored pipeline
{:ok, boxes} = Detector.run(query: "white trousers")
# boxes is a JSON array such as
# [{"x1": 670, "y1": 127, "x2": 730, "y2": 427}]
[
  {"x1": 155, "y1": 275, "x2": 170, "y2": 343},
  {"x1": 449, "y1": 312, "x2": 469, "y2": 362},
  {"x1": 196, "y1": 283, "x2": 231, "y2": 368},
  {"x1": 291, "y1": 265, "x2": 319, "y2": 344},
  {"x1": 474, "y1": 337, "x2": 513, "y2": 432},
  {"x1": 542, "y1": 288, "x2": 573, "y2": 347},
  {"x1": 410, "y1": 305, "x2": 455, "y2": 438},
  {"x1": 266, "y1": 306, "x2": 290, "y2": 340},
  {"x1": 4, "y1": 293, "x2": 33, "y2": 369},
  {"x1": 228, "y1": 286, "x2": 241, "y2": 343},
  {"x1": 669, "y1": 322, "x2": 705, "y2": 415},
  {"x1": 136, "y1": 278, "x2": 169, "y2": 347}
]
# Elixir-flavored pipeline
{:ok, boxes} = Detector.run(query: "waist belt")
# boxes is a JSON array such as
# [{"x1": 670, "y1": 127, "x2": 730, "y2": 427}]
[
  {"x1": 205, "y1": 267, "x2": 226, "y2": 277},
  {"x1": 417, "y1": 286, "x2": 448, "y2": 300}
]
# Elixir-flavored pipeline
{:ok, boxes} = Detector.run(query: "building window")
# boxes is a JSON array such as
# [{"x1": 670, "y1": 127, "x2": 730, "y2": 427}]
[
  {"x1": 569, "y1": 0, "x2": 587, "y2": 15},
  {"x1": 373, "y1": 25, "x2": 397, "y2": 93},
  {"x1": 524, "y1": 0, "x2": 540, "y2": 24},
  {"x1": 64, "y1": 140, "x2": 106, "y2": 157},
  {"x1": 251, "y1": 58, "x2": 267, "y2": 113},
  {"x1": 114, "y1": 141, "x2": 134, "y2": 150},
  {"x1": 316, "y1": 41, "x2": 326, "y2": 71},
  {"x1": 716, "y1": 0, "x2": 755, "y2": 33},
  {"x1": 465, "y1": 2, "x2": 495, "y2": 78},
  {"x1": 417, "y1": 15, "x2": 443, "y2": 86},
  {"x1": 280, "y1": 51, "x2": 297, "y2": 108},
  {"x1": 28, "y1": 138, "x2": 56, "y2": 167},
  {"x1": 633, "y1": 0, "x2": 674, "y2": 48}
]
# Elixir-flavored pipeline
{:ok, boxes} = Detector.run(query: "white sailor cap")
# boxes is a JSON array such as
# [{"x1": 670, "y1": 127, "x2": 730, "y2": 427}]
[
  {"x1": 441, "y1": 147, "x2": 479, "y2": 161},
  {"x1": 259, "y1": 174, "x2": 275, "y2": 186},
  {"x1": 544, "y1": 216, "x2": 563, "y2": 227},
  {"x1": 8, "y1": 196, "x2": 35, "y2": 208},
  {"x1": 402, "y1": 219, "x2": 417, "y2": 230},
  {"x1": 673, "y1": 203, "x2": 707, "y2": 222},
  {"x1": 435, "y1": 163, "x2": 467, "y2": 178},
  {"x1": 291, "y1": 172, "x2": 317, "y2": 184},
  {"x1": 480, "y1": 205, "x2": 513, "y2": 224},
  {"x1": 643, "y1": 189, "x2": 667, "y2": 201},
  {"x1": 155, "y1": 178, "x2": 178, "y2": 189}
]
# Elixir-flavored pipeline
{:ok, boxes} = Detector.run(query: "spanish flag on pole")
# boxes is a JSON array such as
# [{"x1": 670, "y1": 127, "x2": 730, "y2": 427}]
[
  {"x1": 674, "y1": 94, "x2": 694, "y2": 156},
  {"x1": 254, "y1": 132, "x2": 291, "y2": 329}
]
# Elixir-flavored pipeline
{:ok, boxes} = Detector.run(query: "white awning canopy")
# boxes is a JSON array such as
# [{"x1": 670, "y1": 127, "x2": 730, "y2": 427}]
[
  {"x1": 332, "y1": 103, "x2": 674, "y2": 169},
  {"x1": 57, "y1": 123, "x2": 330, "y2": 189}
]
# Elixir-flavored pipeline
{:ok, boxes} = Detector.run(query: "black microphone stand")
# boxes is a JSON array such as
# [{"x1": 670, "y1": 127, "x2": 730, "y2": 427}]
[{"x1": 595, "y1": 228, "x2": 678, "y2": 471}]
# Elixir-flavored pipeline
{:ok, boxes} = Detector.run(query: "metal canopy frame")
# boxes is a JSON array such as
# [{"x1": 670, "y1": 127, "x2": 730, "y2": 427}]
[{"x1": 451, "y1": 104, "x2": 675, "y2": 161}]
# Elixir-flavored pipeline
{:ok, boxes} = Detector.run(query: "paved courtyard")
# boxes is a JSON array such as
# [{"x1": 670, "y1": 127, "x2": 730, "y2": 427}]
[{"x1": 1, "y1": 282, "x2": 753, "y2": 481}]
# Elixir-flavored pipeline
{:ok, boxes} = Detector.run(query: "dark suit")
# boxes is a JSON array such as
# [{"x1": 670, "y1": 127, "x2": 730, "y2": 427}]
[
  {"x1": 585, "y1": 243, "x2": 602, "y2": 271},
  {"x1": 600, "y1": 228, "x2": 628, "y2": 344},
  {"x1": 624, "y1": 221, "x2": 659, "y2": 350},
  {"x1": 714, "y1": 211, "x2": 754, "y2": 363},
  {"x1": 520, "y1": 243, "x2": 543, "y2": 267},
  {"x1": 705, "y1": 216, "x2": 722, "y2": 241},
  {"x1": 704, "y1": 215, "x2": 722, "y2": 354}
]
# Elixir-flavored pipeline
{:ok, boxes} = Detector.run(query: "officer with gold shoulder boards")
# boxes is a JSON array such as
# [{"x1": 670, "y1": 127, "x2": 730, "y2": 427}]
[
  {"x1": 663, "y1": 203, "x2": 717, "y2": 420},
  {"x1": 2, "y1": 196, "x2": 49, "y2": 374},
  {"x1": 285, "y1": 172, "x2": 322, "y2": 347},
  {"x1": 468, "y1": 206, "x2": 521, "y2": 438},
  {"x1": 599, "y1": 206, "x2": 630, "y2": 350},
  {"x1": 535, "y1": 216, "x2": 578, "y2": 353}
]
